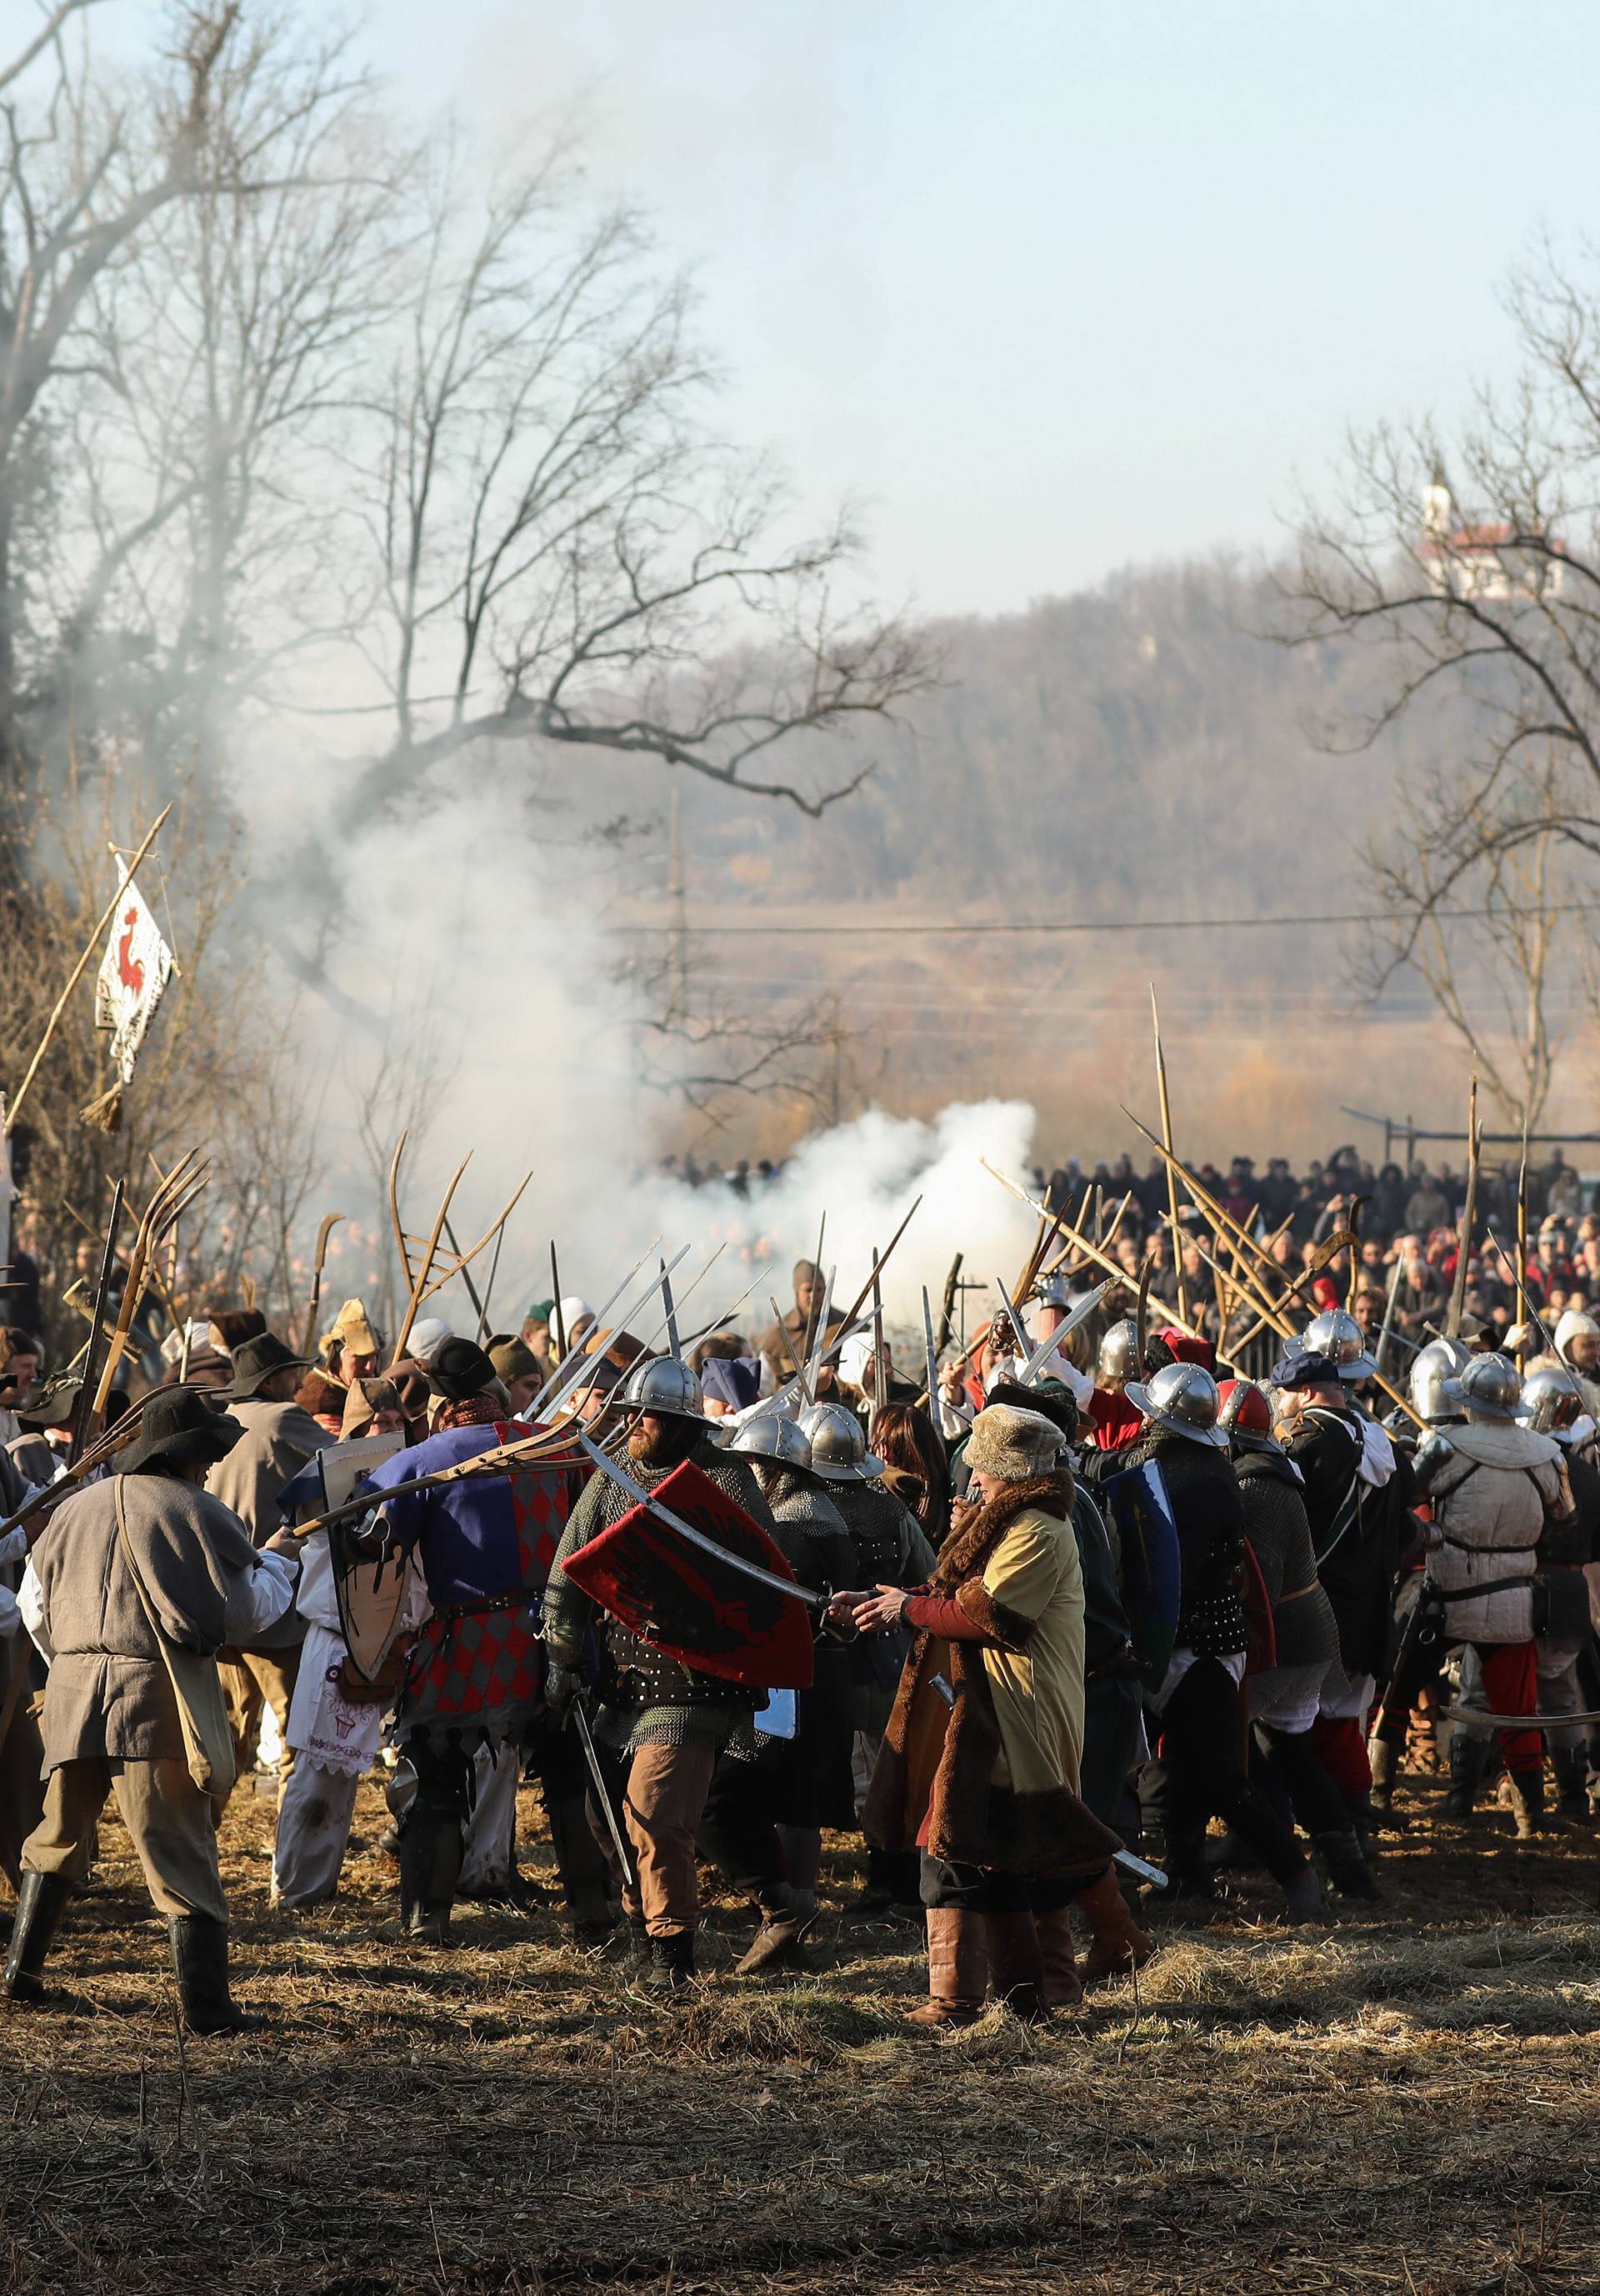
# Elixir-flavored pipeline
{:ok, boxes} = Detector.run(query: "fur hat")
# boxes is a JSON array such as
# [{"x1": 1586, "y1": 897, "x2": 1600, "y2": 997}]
[
  {"x1": 964, "y1": 1402, "x2": 1070, "y2": 1482},
  {"x1": 296, "y1": 1368, "x2": 348, "y2": 1420}
]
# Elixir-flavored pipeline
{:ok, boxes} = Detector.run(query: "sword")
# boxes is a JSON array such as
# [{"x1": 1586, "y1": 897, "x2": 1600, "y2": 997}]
[
  {"x1": 1016, "y1": 1278, "x2": 1113, "y2": 1388},
  {"x1": 569, "y1": 1698, "x2": 634, "y2": 1892},
  {"x1": 576, "y1": 1433, "x2": 828, "y2": 1614},
  {"x1": 659, "y1": 1256, "x2": 682, "y2": 1361},
  {"x1": 800, "y1": 1267, "x2": 836, "y2": 1407},
  {"x1": 992, "y1": 1274, "x2": 1031, "y2": 1360}
]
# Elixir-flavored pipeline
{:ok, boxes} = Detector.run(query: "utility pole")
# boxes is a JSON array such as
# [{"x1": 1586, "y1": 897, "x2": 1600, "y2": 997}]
[{"x1": 666, "y1": 788, "x2": 688, "y2": 1026}]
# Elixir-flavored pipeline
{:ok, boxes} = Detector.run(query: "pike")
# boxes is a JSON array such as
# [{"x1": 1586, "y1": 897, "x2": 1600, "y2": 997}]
[
  {"x1": 1150, "y1": 985, "x2": 1190, "y2": 1326},
  {"x1": 921, "y1": 1285, "x2": 940, "y2": 1420},
  {"x1": 1373, "y1": 1238, "x2": 1408, "y2": 1385},
  {"x1": 96, "y1": 1152, "x2": 209, "y2": 1413},
  {"x1": 440, "y1": 1214, "x2": 489, "y2": 1336},
  {"x1": 551, "y1": 1243, "x2": 568, "y2": 1363},
  {"x1": 1446, "y1": 1074, "x2": 1480, "y2": 1342},
  {"x1": 1346, "y1": 1193, "x2": 1369, "y2": 1315},
  {"x1": 935, "y1": 1252, "x2": 963, "y2": 1355},
  {"x1": 742, "y1": 1313, "x2": 871, "y2": 1423},
  {"x1": 522, "y1": 1238, "x2": 668, "y2": 1422},
  {"x1": 980, "y1": 1160, "x2": 1206, "y2": 1341},
  {"x1": 1513, "y1": 1110, "x2": 1531, "y2": 1367},
  {"x1": 282, "y1": 1422, "x2": 592, "y2": 1542},
  {"x1": 871, "y1": 1247, "x2": 885, "y2": 1416},
  {"x1": 570, "y1": 1698, "x2": 635, "y2": 1891},
  {"x1": 477, "y1": 1219, "x2": 507, "y2": 1343},
  {"x1": 68, "y1": 1180, "x2": 124, "y2": 1467},
  {"x1": 577, "y1": 1433, "x2": 828, "y2": 1614},
  {"x1": 301, "y1": 1213, "x2": 347, "y2": 1358},
  {"x1": 800, "y1": 1269, "x2": 836, "y2": 1406},
  {"x1": 536, "y1": 1245, "x2": 693, "y2": 1424},
  {"x1": 1134, "y1": 1253, "x2": 1153, "y2": 1380},
  {"x1": 634, "y1": 1245, "x2": 730, "y2": 1359},
  {"x1": 1485, "y1": 1230, "x2": 1555, "y2": 1359}
]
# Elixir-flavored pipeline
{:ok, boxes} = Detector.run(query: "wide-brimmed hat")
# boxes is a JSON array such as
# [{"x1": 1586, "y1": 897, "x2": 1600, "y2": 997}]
[
  {"x1": 14, "y1": 1375, "x2": 82, "y2": 1432},
  {"x1": 220, "y1": 1332, "x2": 312, "y2": 1399},
  {"x1": 426, "y1": 1334, "x2": 497, "y2": 1402},
  {"x1": 116, "y1": 1389, "x2": 244, "y2": 1475}
]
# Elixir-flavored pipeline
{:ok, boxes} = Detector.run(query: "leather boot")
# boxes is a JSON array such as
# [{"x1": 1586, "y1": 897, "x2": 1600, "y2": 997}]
[
  {"x1": 1076, "y1": 1862, "x2": 1153, "y2": 1982},
  {"x1": 1551, "y1": 1748, "x2": 1591, "y2": 1822},
  {"x1": 1280, "y1": 1866, "x2": 1326, "y2": 1923},
  {"x1": 639, "y1": 1930, "x2": 696, "y2": 1996},
  {"x1": 1440, "y1": 1732, "x2": 1489, "y2": 1821},
  {"x1": 1506, "y1": 1768, "x2": 1550, "y2": 1840},
  {"x1": 734, "y1": 1890, "x2": 812, "y2": 1977},
  {"x1": 985, "y1": 1912, "x2": 1048, "y2": 2022},
  {"x1": 904, "y1": 1908, "x2": 988, "y2": 2027},
  {"x1": 1032, "y1": 1906, "x2": 1084, "y2": 2008},
  {"x1": 1155, "y1": 1823, "x2": 1215, "y2": 1906},
  {"x1": 4, "y1": 1872, "x2": 72, "y2": 2003},
  {"x1": 1312, "y1": 1826, "x2": 1381, "y2": 1902},
  {"x1": 168, "y1": 1916, "x2": 263, "y2": 2035},
  {"x1": 398, "y1": 1807, "x2": 462, "y2": 1944},
  {"x1": 547, "y1": 1792, "x2": 618, "y2": 1944}
]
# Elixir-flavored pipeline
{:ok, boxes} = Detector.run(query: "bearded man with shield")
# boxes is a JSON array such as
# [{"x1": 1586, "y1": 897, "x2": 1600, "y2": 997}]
[{"x1": 542, "y1": 1355, "x2": 792, "y2": 1994}]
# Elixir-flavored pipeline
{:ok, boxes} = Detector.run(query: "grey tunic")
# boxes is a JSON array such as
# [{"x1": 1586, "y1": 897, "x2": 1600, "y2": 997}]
[
  {"x1": 28, "y1": 1475, "x2": 279, "y2": 1771},
  {"x1": 206, "y1": 1399, "x2": 332, "y2": 1546}
]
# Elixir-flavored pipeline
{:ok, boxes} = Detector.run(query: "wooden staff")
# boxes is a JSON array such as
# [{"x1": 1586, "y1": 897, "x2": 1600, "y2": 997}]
[
  {"x1": 4, "y1": 807, "x2": 172, "y2": 1136},
  {"x1": 980, "y1": 1160, "x2": 1206, "y2": 1340},
  {"x1": 1446, "y1": 1075, "x2": 1480, "y2": 1341},
  {"x1": 1150, "y1": 986, "x2": 1190, "y2": 1326},
  {"x1": 1513, "y1": 1113, "x2": 1531, "y2": 1367}
]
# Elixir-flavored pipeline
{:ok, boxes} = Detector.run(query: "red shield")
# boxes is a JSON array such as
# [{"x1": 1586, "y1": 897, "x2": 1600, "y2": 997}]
[{"x1": 560, "y1": 1458, "x2": 815, "y2": 1690}]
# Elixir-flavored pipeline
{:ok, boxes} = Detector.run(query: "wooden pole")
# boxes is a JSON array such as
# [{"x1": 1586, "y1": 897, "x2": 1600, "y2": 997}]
[
  {"x1": 5, "y1": 806, "x2": 172, "y2": 1135},
  {"x1": 1151, "y1": 986, "x2": 1190, "y2": 1325}
]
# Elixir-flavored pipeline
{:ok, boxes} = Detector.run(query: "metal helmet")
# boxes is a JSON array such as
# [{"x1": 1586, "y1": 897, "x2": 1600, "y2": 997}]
[
  {"x1": 616, "y1": 1353, "x2": 704, "y2": 1422},
  {"x1": 719, "y1": 1412, "x2": 813, "y2": 1469},
  {"x1": 1217, "y1": 1377, "x2": 1278, "y2": 1450},
  {"x1": 1124, "y1": 1359, "x2": 1226, "y2": 1448},
  {"x1": 1408, "y1": 1335, "x2": 1472, "y2": 1425},
  {"x1": 1097, "y1": 1318, "x2": 1140, "y2": 1386},
  {"x1": 1518, "y1": 1362, "x2": 1584, "y2": 1437},
  {"x1": 797, "y1": 1400, "x2": 884, "y2": 1481},
  {"x1": 1441, "y1": 1349, "x2": 1522, "y2": 1423},
  {"x1": 1301, "y1": 1307, "x2": 1377, "y2": 1382},
  {"x1": 1553, "y1": 1308, "x2": 1600, "y2": 1368}
]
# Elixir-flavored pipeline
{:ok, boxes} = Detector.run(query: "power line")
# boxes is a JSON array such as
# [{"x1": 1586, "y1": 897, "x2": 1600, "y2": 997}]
[{"x1": 610, "y1": 898, "x2": 1600, "y2": 938}]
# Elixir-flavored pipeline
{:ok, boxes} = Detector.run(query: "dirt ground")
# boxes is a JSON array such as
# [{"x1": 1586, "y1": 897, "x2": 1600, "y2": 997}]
[{"x1": 2, "y1": 1768, "x2": 1599, "y2": 2296}]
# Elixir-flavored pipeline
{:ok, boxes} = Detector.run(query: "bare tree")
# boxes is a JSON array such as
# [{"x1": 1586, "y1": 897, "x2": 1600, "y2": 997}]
[
  {"x1": 1288, "y1": 236, "x2": 1600, "y2": 1126},
  {"x1": 0, "y1": 3, "x2": 248, "y2": 763},
  {"x1": 338, "y1": 140, "x2": 932, "y2": 826}
]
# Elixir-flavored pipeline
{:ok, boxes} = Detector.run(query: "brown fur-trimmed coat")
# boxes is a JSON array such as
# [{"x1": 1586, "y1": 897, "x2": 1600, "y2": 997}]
[{"x1": 862, "y1": 1471, "x2": 1122, "y2": 1879}]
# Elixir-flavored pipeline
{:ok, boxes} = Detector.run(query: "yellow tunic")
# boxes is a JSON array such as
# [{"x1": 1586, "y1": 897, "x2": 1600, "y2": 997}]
[{"x1": 977, "y1": 1503, "x2": 1086, "y2": 1798}]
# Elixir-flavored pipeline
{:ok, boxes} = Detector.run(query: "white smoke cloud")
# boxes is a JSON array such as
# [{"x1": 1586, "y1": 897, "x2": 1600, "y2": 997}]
[{"x1": 258, "y1": 773, "x2": 1043, "y2": 1354}]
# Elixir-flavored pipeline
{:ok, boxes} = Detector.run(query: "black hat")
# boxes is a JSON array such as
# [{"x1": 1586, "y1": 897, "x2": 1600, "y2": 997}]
[
  {"x1": 116, "y1": 1390, "x2": 244, "y2": 1476},
  {"x1": 221, "y1": 1332, "x2": 311, "y2": 1399},
  {"x1": 426, "y1": 1334, "x2": 497, "y2": 1402}
]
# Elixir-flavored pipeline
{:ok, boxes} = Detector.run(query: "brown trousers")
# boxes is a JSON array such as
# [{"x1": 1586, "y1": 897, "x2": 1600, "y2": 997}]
[
  {"x1": 0, "y1": 1683, "x2": 48, "y2": 1896},
  {"x1": 218, "y1": 1647, "x2": 301, "y2": 1803},
  {"x1": 592, "y1": 1741, "x2": 718, "y2": 1938},
  {"x1": 23, "y1": 1755, "x2": 228, "y2": 1923}
]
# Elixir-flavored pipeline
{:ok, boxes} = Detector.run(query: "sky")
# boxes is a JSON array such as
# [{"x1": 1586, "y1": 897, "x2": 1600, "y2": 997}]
[
  {"x1": 349, "y1": 0, "x2": 1600, "y2": 619},
  {"x1": 85, "y1": 0, "x2": 1600, "y2": 620}
]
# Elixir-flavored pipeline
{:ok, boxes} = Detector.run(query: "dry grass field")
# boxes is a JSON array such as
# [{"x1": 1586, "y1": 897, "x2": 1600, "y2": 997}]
[{"x1": 2, "y1": 1770, "x2": 1599, "y2": 2296}]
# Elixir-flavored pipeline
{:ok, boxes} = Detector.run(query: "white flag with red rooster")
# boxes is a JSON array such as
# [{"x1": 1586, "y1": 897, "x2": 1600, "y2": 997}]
[{"x1": 93, "y1": 864, "x2": 174, "y2": 1084}]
